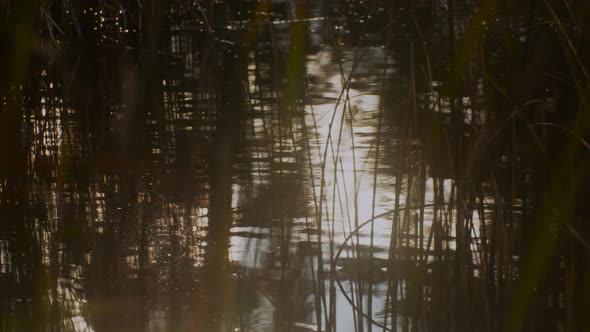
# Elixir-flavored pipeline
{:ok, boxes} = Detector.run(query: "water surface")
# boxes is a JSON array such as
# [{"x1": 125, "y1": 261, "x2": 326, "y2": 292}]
[{"x1": 1, "y1": 1, "x2": 589, "y2": 331}]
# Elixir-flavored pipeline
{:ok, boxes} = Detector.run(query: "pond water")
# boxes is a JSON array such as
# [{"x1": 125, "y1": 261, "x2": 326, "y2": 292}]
[{"x1": 2, "y1": 1, "x2": 586, "y2": 331}]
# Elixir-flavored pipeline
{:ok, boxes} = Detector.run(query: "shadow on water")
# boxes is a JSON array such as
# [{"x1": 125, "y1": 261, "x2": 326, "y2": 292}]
[{"x1": 1, "y1": 0, "x2": 590, "y2": 331}]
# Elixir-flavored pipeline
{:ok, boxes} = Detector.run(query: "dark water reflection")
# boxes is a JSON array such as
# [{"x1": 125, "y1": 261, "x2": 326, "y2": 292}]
[{"x1": 2, "y1": 1, "x2": 590, "y2": 331}]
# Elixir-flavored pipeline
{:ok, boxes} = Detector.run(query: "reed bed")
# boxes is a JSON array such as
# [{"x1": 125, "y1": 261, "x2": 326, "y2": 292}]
[{"x1": 1, "y1": 0, "x2": 589, "y2": 331}]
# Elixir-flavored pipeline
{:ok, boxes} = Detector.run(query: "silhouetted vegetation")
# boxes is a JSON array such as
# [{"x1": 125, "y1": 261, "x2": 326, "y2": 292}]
[{"x1": 0, "y1": 0, "x2": 589, "y2": 331}]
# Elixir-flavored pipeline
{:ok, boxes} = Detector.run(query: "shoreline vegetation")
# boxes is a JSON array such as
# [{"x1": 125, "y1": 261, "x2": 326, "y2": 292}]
[{"x1": 1, "y1": 1, "x2": 589, "y2": 331}]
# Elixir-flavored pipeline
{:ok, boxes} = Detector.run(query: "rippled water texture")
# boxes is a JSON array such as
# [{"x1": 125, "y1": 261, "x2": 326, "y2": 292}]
[{"x1": 2, "y1": 1, "x2": 590, "y2": 331}]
